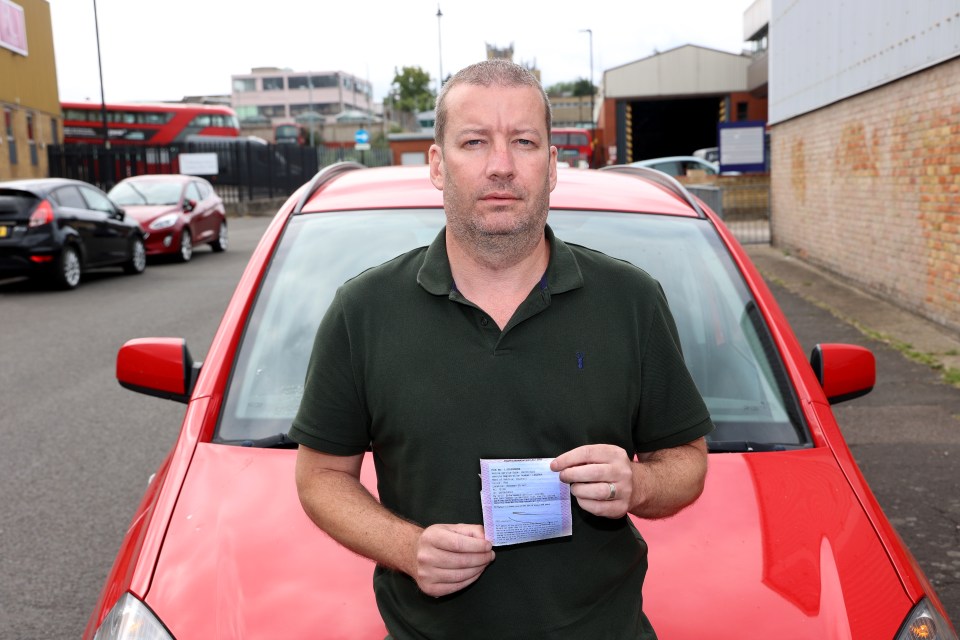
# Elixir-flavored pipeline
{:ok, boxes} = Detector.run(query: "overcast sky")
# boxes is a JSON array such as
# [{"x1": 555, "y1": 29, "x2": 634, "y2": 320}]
[{"x1": 47, "y1": 0, "x2": 753, "y2": 104}]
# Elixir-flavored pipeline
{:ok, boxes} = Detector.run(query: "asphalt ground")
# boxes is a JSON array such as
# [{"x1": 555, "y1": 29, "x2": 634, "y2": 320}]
[{"x1": 746, "y1": 244, "x2": 960, "y2": 625}]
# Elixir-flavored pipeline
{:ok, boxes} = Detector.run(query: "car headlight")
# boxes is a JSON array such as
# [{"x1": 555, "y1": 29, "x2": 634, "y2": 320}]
[
  {"x1": 895, "y1": 599, "x2": 958, "y2": 640},
  {"x1": 93, "y1": 593, "x2": 173, "y2": 640},
  {"x1": 149, "y1": 214, "x2": 178, "y2": 231}
]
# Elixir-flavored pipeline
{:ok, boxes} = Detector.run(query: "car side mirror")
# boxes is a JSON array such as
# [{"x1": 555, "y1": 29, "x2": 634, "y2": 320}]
[
  {"x1": 116, "y1": 337, "x2": 201, "y2": 404},
  {"x1": 810, "y1": 343, "x2": 875, "y2": 404},
  {"x1": 183, "y1": 199, "x2": 196, "y2": 212}
]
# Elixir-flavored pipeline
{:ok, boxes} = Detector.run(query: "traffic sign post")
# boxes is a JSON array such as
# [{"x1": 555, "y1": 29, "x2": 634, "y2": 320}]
[
  {"x1": 355, "y1": 128, "x2": 370, "y2": 164},
  {"x1": 355, "y1": 129, "x2": 371, "y2": 151}
]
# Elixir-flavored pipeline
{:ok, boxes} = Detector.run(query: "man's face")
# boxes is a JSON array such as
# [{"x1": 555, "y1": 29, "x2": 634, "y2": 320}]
[{"x1": 429, "y1": 83, "x2": 558, "y2": 260}]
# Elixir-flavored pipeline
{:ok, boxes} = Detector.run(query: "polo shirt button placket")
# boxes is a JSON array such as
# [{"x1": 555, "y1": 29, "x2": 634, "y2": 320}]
[{"x1": 480, "y1": 316, "x2": 490, "y2": 327}]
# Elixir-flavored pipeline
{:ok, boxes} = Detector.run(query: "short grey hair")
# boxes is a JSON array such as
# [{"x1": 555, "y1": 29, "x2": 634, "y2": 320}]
[{"x1": 434, "y1": 59, "x2": 552, "y2": 147}]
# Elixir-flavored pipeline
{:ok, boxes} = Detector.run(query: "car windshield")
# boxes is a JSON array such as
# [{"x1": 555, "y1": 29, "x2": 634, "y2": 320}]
[
  {"x1": 109, "y1": 181, "x2": 182, "y2": 206},
  {"x1": 216, "y1": 209, "x2": 808, "y2": 451}
]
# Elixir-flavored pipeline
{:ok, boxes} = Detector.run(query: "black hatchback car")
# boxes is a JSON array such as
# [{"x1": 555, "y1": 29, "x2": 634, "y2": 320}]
[{"x1": 0, "y1": 178, "x2": 146, "y2": 289}]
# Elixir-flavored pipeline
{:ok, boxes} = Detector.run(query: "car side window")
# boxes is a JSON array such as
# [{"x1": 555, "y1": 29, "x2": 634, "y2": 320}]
[
  {"x1": 656, "y1": 161, "x2": 682, "y2": 177},
  {"x1": 185, "y1": 182, "x2": 202, "y2": 202},
  {"x1": 685, "y1": 161, "x2": 716, "y2": 176},
  {"x1": 195, "y1": 181, "x2": 211, "y2": 199},
  {"x1": 78, "y1": 186, "x2": 117, "y2": 214},
  {"x1": 52, "y1": 186, "x2": 87, "y2": 209}
]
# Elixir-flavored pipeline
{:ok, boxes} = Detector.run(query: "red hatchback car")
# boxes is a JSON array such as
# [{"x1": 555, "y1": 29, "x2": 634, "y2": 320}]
[
  {"x1": 86, "y1": 164, "x2": 957, "y2": 639},
  {"x1": 108, "y1": 175, "x2": 228, "y2": 262}
]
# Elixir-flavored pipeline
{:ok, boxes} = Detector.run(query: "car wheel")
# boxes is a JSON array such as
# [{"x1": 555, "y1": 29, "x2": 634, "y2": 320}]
[
  {"x1": 210, "y1": 221, "x2": 228, "y2": 253},
  {"x1": 177, "y1": 228, "x2": 193, "y2": 263},
  {"x1": 51, "y1": 244, "x2": 82, "y2": 290},
  {"x1": 123, "y1": 236, "x2": 147, "y2": 275}
]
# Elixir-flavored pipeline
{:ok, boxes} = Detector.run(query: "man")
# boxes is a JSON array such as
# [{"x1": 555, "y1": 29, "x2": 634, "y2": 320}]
[{"x1": 290, "y1": 59, "x2": 713, "y2": 639}]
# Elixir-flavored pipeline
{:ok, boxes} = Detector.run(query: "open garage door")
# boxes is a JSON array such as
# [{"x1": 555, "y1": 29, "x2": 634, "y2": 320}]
[{"x1": 617, "y1": 97, "x2": 720, "y2": 163}]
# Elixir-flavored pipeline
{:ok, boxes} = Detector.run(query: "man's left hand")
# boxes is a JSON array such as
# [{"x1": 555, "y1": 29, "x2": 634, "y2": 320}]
[{"x1": 550, "y1": 444, "x2": 634, "y2": 518}]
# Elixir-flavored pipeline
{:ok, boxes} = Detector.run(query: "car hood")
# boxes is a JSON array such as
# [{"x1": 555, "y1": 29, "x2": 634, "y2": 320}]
[
  {"x1": 120, "y1": 205, "x2": 180, "y2": 225},
  {"x1": 146, "y1": 445, "x2": 912, "y2": 639}
]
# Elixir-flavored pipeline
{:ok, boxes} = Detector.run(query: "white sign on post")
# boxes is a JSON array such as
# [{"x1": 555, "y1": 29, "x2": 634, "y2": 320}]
[{"x1": 179, "y1": 153, "x2": 219, "y2": 176}]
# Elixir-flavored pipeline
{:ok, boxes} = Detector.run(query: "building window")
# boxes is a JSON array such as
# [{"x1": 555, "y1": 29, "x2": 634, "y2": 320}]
[
  {"x1": 262, "y1": 77, "x2": 285, "y2": 91},
  {"x1": 288, "y1": 76, "x2": 313, "y2": 90},
  {"x1": 27, "y1": 112, "x2": 38, "y2": 165},
  {"x1": 291, "y1": 74, "x2": 338, "y2": 89},
  {"x1": 233, "y1": 78, "x2": 256, "y2": 92},
  {"x1": 235, "y1": 105, "x2": 267, "y2": 123},
  {"x1": 51, "y1": 118, "x2": 59, "y2": 144},
  {"x1": 258, "y1": 105, "x2": 287, "y2": 118},
  {"x1": 736, "y1": 102, "x2": 749, "y2": 121},
  {"x1": 4, "y1": 108, "x2": 16, "y2": 165}
]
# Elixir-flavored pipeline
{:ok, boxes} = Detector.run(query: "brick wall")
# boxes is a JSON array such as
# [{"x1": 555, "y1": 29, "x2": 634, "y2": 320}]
[{"x1": 771, "y1": 57, "x2": 960, "y2": 333}]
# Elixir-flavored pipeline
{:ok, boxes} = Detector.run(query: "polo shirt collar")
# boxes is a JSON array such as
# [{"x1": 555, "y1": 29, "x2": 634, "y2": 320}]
[{"x1": 417, "y1": 224, "x2": 584, "y2": 297}]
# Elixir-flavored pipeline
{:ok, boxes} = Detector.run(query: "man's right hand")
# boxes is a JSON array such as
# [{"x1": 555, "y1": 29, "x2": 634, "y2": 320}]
[{"x1": 414, "y1": 523, "x2": 495, "y2": 597}]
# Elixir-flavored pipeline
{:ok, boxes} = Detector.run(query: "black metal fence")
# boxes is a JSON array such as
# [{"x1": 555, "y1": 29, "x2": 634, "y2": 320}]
[{"x1": 48, "y1": 142, "x2": 393, "y2": 203}]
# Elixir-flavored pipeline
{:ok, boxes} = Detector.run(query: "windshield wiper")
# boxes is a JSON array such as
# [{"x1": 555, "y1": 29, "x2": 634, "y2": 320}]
[
  {"x1": 707, "y1": 440, "x2": 810, "y2": 453},
  {"x1": 236, "y1": 433, "x2": 299, "y2": 449}
]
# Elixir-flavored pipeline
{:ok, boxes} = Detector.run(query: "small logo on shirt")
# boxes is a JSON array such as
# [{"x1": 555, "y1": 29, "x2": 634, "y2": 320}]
[{"x1": 576, "y1": 351, "x2": 585, "y2": 370}]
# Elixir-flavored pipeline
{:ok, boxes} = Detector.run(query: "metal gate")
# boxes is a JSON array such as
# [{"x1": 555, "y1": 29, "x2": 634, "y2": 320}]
[{"x1": 687, "y1": 180, "x2": 770, "y2": 245}]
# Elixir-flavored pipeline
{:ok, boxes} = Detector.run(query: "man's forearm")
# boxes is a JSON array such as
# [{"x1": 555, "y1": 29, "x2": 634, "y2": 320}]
[
  {"x1": 629, "y1": 437, "x2": 708, "y2": 519},
  {"x1": 295, "y1": 459, "x2": 422, "y2": 577}
]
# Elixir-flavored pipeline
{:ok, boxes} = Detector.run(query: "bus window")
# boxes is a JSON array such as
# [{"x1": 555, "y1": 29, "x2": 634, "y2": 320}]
[
  {"x1": 275, "y1": 123, "x2": 304, "y2": 145},
  {"x1": 550, "y1": 127, "x2": 593, "y2": 168}
]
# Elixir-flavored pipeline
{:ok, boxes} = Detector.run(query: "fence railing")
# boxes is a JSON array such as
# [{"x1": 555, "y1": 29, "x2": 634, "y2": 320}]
[
  {"x1": 686, "y1": 179, "x2": 771, "y2": 245},
  {"x1": 47, "y1": 142, "x2": 393, "y2": 203}
]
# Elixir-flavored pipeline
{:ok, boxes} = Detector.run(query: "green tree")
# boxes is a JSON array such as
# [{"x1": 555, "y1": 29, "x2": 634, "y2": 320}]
[
  {"x1": 546, "y1": 81, "x2": 576, "y2": 96},
  {"x1": 572, "y1": 78, "x2": 596, "y2": 97},
  {"x1": 546, "y1": 79, "x2": 597, "y2": 98},
  {"x1": 385, "y1": 66, "x2": 436, "y2": 115}
]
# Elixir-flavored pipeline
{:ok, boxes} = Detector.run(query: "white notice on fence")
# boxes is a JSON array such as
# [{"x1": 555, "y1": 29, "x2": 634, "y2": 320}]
[
  {"x1": 178, "y1": 152, "x2": 219, "y2": 176},
  {"x1": 479, "y1": 458, "x2": 572, "y2": 547}
]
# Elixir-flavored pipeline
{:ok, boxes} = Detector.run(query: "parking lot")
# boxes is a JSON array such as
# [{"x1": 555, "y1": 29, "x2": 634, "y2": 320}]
[
  {"x1": 0, "y1": 214, "x2": 957, "y2": 636},
  {"x1": 0, "y1": 216, "x2": 271, "y2": 637}
]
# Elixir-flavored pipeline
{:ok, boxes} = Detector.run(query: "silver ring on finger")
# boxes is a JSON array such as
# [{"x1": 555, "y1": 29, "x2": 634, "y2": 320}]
[{"x1": 605, "y1": 482, "x2": 617, "y2": 501}]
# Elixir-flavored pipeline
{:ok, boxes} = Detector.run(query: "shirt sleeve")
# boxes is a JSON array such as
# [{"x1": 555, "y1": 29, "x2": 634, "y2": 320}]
[
  {"x1": 288, "y1": 288, "x2": 371, "y2": 455},
  {"x1": 634, "y1": 282, "x2": 715, "y2": 453}
]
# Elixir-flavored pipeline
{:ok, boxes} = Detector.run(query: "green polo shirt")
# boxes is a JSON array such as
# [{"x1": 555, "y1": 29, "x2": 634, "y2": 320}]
[{"x1": 290, "y1": 225, "x2": 713, "y2": 639}]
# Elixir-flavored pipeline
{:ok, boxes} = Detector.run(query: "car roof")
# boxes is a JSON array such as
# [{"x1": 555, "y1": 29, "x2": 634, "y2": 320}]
[
  {"x1": 298, "y1": 165, "x2": 702, "y2": 218},
  {"x1": 115, "y1": 174, "x2": 196, "y2": 184},
  {"x1": 633, "y1": 156, "x2": 715, "y2": 164},
  {"x1": 0, "y1": 177, "x2": 89, "y2": 195}
]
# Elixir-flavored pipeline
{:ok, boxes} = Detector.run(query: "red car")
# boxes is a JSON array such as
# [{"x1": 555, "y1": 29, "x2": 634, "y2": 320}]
[
  {"x1": 86, "y1": 164, "x2": 957, "y2": 639},
  {"x1": 108, "y1": 175, "x2": 228, "y2": 262}
]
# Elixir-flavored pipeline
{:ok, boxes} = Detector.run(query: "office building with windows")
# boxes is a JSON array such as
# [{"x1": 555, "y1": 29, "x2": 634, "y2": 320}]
[{"x1": 230, "y1": 68, "x2": 374, "y2": 133}]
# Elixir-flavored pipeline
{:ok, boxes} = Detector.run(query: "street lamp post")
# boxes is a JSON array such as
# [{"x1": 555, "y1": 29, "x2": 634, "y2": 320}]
[
  {"x1": 308, "y1": 74, "x2": 315, "y2": 147},
  {"x1": 579, "y1": 28, "x2": 594, "y2": 131},
  {"x1": 92, "y1": 0, "x2": 109, "y2": 151},
  {"x1": 436, "y1": 5, "x2": 444, "y2": 92}
]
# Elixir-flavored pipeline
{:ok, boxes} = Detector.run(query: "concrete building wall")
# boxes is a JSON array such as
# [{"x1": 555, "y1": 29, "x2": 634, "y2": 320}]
[
  {"x1": 771, "y1": 57, "x2": 960, "y2": 332},
  {"x1": 605, "y1": 45, "x2": 751, "y2": 99},
  {"x1": 770, "y1": 0, "x2": 960, "y2": 124}
]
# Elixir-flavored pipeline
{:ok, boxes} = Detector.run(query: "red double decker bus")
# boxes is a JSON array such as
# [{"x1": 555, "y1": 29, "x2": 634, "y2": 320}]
[
  {"x1": 274, "y1": 123, "x2": 305, "y2": 145},
  {"x1": 550, "y1": 127, "x2": 595, "y2": 168},
  {"x1": 61, "y1": 102, "x2": 240, "y2": 145}
]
